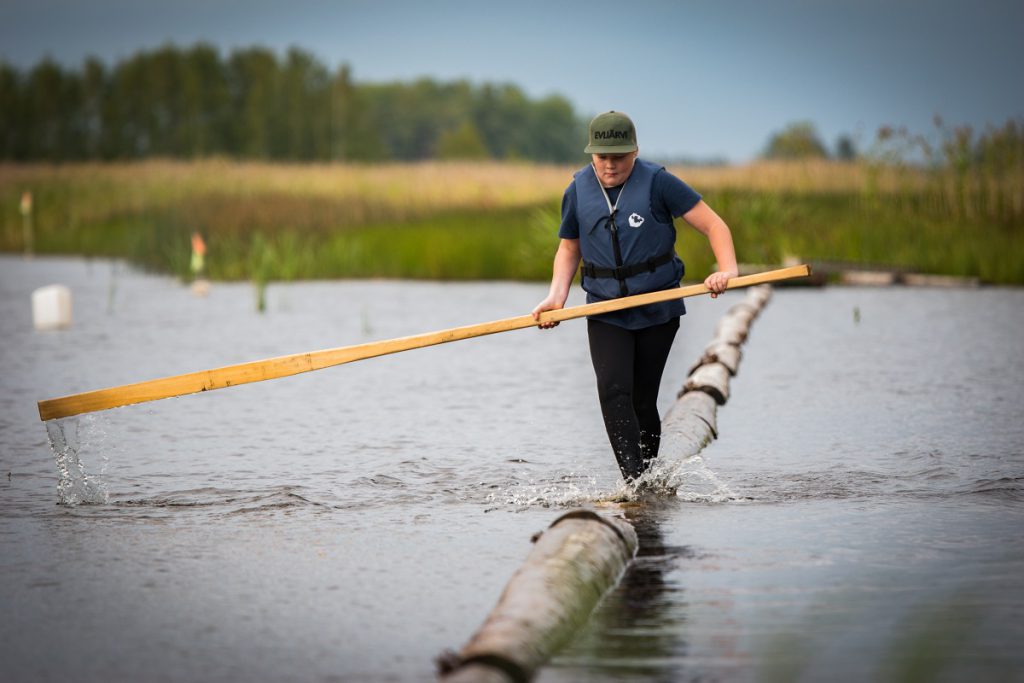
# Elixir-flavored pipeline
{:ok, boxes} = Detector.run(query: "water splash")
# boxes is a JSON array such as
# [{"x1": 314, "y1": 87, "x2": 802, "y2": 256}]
[
  {"x1": 488, "y1": 451, "x2": 739, "y2": 509},
  {"x1": 46, "y1": 417, "x2": 109, "y2": 506},
  {"x1": 611, "y1": 414, "x2": 738, "y2": 503},
  {"x1": 489, "y1": 471, "x2": 607, "y2": 509},
  {"x1": 636, "y1": 452, "x2": 738, "y2": 503}
]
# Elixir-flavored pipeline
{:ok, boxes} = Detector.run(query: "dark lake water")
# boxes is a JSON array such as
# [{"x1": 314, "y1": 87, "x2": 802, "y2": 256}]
[{"x1": 2, "y1": 256, "x2": 1022, "y2": 682}]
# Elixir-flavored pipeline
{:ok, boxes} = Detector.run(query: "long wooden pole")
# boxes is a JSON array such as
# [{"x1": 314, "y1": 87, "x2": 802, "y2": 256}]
[{"x1": 37, "y1": 265, "x2": 810, "y2": 421}]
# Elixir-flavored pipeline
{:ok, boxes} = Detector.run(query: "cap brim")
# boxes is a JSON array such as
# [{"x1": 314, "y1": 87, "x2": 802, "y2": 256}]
[{"x1": 584, "y1": 143, "x2": 638, "y2": 154}]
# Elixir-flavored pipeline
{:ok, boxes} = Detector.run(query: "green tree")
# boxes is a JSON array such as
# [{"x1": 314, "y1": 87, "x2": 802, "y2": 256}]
[
  {"x1": 523, "y1": 95, "x2": 583, "y2": 162},
  {"x1": 227, "y1": 47, "x2": 280, "y2": 158},
  {"x1": 25, "y1": 59, "x2": 70, "y2": 159},
  {"x1": 437, "y1": 120, "x2": 490, "y2": 159},
  {"x1": 277, "y1": 47, "x2": 330, "y2": 160},
  {"x1": 763, "y1": 121, "x2": 829, "y2": 160},
  {"x1": 0, "y1": 45, "x2": 588, "y2": 163},
  {"x1": 79, "y1": 58, "x2": 107, "y2": 158},
  {"x1": 835, "y1": 134, "x2": 857, "y2": 161},
  {"x1": 327, "y1": 65, "x2": 386, "y2": 161},
  {"x1": 180, "y1": 43, "x2": 230, "y2": 157},
  {"x1": 0, "y1": 62, "x2": 24, "y2": 159}
]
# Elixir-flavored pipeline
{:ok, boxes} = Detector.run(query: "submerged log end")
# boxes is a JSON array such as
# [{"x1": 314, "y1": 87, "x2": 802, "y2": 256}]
[
  {"x1": 439, "y1": 510, "x2": 637, "y2": 682},
  {"x1": 437, "y1": 656, "x2": 520, "y2": 683}
]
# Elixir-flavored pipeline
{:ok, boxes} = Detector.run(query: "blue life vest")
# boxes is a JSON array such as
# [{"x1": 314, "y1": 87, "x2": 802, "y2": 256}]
[{"x1": 574, "y1": 158, "x2": 686, "y2": 328}]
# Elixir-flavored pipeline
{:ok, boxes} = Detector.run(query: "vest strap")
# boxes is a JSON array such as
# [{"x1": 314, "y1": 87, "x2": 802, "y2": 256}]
[{"x1": 580, "y1": 250, "x2": 675, "y2": 281}]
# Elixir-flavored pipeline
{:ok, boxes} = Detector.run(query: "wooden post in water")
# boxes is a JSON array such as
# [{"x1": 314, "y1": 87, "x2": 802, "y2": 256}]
[{"x1": 437, "y1": 510, "x2": 637, "y2": 682}]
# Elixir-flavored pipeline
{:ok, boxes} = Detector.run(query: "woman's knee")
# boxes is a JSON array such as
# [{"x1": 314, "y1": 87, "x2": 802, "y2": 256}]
[{"x1": 596, "y1": 378, "x2": 632, "y2": 407}]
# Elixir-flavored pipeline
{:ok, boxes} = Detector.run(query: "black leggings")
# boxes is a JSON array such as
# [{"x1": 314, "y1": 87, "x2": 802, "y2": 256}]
[{"x1": 587, "y1": 317, "x2": 680, "y2": 480}]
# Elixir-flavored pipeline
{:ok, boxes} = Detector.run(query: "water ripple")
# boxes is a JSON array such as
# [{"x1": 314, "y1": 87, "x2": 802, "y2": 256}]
[{"x1": 109, "y1": 485, "x2": 331, "y2": 515}]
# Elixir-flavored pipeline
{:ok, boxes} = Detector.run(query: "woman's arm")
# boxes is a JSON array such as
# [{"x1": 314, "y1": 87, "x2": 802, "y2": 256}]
[
  {"x1": 531, "y1": 238, "x2": 582, "y2": 328},
  {"x1": 682, "y1": 200, "x2": 738, "y2": 298}
]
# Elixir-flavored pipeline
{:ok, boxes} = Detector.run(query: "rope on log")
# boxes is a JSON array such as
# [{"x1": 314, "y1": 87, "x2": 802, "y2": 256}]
[
  {"x1": 713, "y1": 314, "x2": 748, "y2": 346},
  {"x1": 681, "y1": 362, "x2": 731, "y2": 405},
  {"x1": 689, "y1": 340, "x2": 742, "y2": 377},
  {"x1": 438, "y1": 510, "x2": 638, "y2": 683}
]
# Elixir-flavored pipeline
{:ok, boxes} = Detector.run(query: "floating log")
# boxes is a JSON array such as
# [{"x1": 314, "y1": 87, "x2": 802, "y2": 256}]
[
  {"x1": 744, "y1": 284, "x2": 772, "y2": 308},
  {"x1": 713, "y1": 315, "x2": 748, "y2": 347},
  {"x1": 726, "y1": 301, "x2": 758, "y2": 326},
  {"x1": 840, "y1": 270, "x2": 896, "y2": 286},
  {"x1": 660, "y1": 391, "x2": 718, "y2": 458},
  {"x1": 681, "y1": 362, "x2": 730, "y2": 405},
  {"x1": 901, "y1": 273, "x2": 980, "y2": 288},
  {"x1": 438, "y1": 510, "x2": 637, "y2": 683},
  {"x1": 689, "y1": 340, "x2": 742, "y2": 377}
]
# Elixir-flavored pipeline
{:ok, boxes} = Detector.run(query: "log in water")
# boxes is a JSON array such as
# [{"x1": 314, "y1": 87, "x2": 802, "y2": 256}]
[
  {"x1": 438, "y1": 510, "x2": 637, "y2": 682},
  {"x1": 689, "y1": 340, "x2": 742, "y2": 376},
  {"x1": 440, "y1": 285, "x2": 779, "y2": 680},
  {"x1": 682, "y1": 362, "x2": 732, "y2": 405},
  {"x1": 6, "y1": 259, "x2": 1021, "y2": 682}
]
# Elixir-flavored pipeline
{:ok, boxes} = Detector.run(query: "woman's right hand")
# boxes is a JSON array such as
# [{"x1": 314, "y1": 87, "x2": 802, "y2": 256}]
[
  {"x1": 532, "y1": 238, "x2": 580, "y2": 330},
  {"x1": 531, "y1": 295, "x2": 565, "y2": 329}
]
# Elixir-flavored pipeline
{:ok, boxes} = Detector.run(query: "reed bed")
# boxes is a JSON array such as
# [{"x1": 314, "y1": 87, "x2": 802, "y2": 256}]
[{"x1": 1, "y1": 158, "x2": 1021, "y2": 284}]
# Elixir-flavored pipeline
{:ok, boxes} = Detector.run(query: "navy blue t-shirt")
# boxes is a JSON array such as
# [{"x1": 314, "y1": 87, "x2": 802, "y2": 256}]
[{"x1": 558, "y1": 168, "x2": 702, "y2": 239}]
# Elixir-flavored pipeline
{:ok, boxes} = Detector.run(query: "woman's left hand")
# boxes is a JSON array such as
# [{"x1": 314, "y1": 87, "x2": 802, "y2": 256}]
[{"x1": 704, "y1": 270, "x2": 738, "y2": 298}]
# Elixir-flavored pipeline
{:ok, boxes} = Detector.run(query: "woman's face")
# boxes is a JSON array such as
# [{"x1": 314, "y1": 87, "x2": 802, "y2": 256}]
[{"x1": 591, "y1": 151, "x2": 638, "y2": 187}]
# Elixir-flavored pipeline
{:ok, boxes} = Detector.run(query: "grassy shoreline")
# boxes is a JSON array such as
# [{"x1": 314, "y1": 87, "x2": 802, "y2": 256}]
[{"x1": 2, "y1": 160, "x2": 1021, "y2": 284}]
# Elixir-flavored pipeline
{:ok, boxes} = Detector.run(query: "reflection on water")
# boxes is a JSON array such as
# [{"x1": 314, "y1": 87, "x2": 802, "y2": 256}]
[{"x1": 2, "y1": 257, "x2": 1023, "y2": 682}]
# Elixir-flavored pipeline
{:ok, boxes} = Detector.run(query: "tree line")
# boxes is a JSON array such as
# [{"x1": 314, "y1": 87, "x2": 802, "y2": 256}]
[{"x1": 0, "y1": 43, "x2": 586, "y2": 163}]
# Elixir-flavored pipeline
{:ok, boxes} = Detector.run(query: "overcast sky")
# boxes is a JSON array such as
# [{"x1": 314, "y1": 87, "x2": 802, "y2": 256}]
[{"x1": 2, "y1": 0, "x2": 1022, "y2": 162}]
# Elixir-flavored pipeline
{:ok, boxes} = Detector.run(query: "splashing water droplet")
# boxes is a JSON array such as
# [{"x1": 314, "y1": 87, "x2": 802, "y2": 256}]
[
  {"x1": 46, "y1": 418, "x2": 108, "y2": 506},
  {"x1": 612, "y1": 453, "x2": 738, "y2": 504}
]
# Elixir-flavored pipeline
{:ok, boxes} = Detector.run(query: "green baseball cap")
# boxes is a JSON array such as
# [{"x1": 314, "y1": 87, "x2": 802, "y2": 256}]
[{"x1": 584, "y1": 111, "x2": 638, "y2": 154}]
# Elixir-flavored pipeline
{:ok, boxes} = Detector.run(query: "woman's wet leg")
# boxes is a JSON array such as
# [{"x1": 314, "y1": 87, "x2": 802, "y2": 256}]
[
  {"x1": 632, "y1": 318, "x2": 680, "y2": 467},
  {"x1": 587, "y1": 319, "x2": 645, "y2": 480}
]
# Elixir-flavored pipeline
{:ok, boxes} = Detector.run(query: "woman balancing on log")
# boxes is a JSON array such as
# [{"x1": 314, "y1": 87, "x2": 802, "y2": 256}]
[{"x1": 532, "y1": 111, "x2": 738, "y2": 482}]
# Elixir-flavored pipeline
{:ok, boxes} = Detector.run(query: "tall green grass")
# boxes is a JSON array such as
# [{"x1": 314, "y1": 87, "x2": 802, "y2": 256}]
[{"x1": 2, "y1": 156, "x2": 1021, "y2": 284}]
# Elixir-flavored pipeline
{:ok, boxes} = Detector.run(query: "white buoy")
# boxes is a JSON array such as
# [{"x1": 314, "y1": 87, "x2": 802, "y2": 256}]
[{"x1": 32, "y1": 285, "x2": 73, "y2": 330}]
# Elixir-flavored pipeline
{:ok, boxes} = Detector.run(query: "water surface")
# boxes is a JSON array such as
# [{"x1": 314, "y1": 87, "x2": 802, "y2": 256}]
[{"x1": 1, "y1": 256, "x2": 1022, "y2": 681}]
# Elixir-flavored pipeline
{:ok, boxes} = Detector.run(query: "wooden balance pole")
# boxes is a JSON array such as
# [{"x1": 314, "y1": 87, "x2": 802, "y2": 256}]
[{"x1": 37, "y1": 265, "x2": 810, "y2": 421}]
